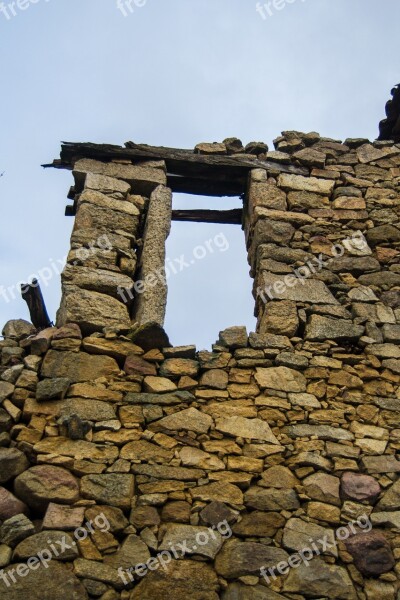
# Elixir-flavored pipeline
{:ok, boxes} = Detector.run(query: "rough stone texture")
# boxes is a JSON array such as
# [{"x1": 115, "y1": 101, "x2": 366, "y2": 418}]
[
  {"x1": 2, "y1": 320, "x2": 35, "y2": 339},
  {"x1": 340, "y1": 472, "x2": 381, "y2": 503},
  {"x1": 218, "y1": 327, "x2": 248, "y2": 349},
  {"x1": 74, "y1": 158, "x2": 166, "y2": 192},
  {"x1": 282, "y1": 517, "x2": 336, "y2": 556},
  {"x1": 254, "y1": 366, "x2": 306, "y2": 392},
  {"x1": 80, "y1": 474, "x2": 134, "y2": 509},
  {"x1": 1, "y1": 135, "x2": 400, "y2": 599},
  {"x1": 150, "y1": 407, "x2": 213, "y2": 434},
  {"x1": 0, "y1": 514, "x2": 35, "y2": 547},
  {"x1": 376, "y1": 478, "x2": 400, "y2": 510},
  {"x1": 57, "y1": 287, "x2": 131, "y2": 333},
  {"x1": 133, "y1": 185, "x2": 172, "y2": 326},
  {"x1": 13, "y1": 530, "x2": 78, "y2": 561},
  {"x1": 41, "y1": 350, "x2": 119, "y2": 382},
  {"x1": 130, "y1": 560, "x2": 219, "y2": 600},
  {"x1": 215, "y1": 540, "x2": 289, "y2": 578},
  {"x1": 215, "y1": 416, "x2": 280, "y2": 443},
  {"x1": 0, "y1": 448, "x2": 29, "y2": 483},
  {"x1": 305, "y1": 315, "x2": 364, "y2": 341},
  {"x1": 278, "y1": 173, "x2": 335, "y2": 194},
  {"x1": 222, "y1": 583, "x2": 287, "y2": 600},
  {"x1": 36, "y1": 377, "x2": 71, "y2": 401},
  {"x1": 104, "y1": 533, "x2": 150, "y2": 569},
  {"x1": 283, "y1": 558, "x2": 356, "y2": 599},
  {"x1": 0, "y1": 561, "x2": 88, "y2": 599},
  {"x1": 345, "y1": 531, "x2": 395, "y2": 576},
  {"x1": 62, "y1": 264, "x2": 134, "y2": 298},
  {"x1": 258, "y1": 271, "x2": 338, "y2": 304},
  {"x1": 14, "y1": 466, "x2": 80, "y2": 511},
  {"x1": 159, "y1": 524, "x2": 223, "y2": 559},
  {"x1": 259, "y1": 300, "x2": 299, "y2": 336},
  {"x1": 0, "y1": 488, "x2": 28, "y2": 520}
]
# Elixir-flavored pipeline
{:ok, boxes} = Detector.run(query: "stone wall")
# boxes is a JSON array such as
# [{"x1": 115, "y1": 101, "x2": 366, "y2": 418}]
[
  {"x1": 0, "y1": 132, "x2": 399, "y2": 600},
  {"x1": 57, "y1": 157, "x2": 171, "y2": 334}
]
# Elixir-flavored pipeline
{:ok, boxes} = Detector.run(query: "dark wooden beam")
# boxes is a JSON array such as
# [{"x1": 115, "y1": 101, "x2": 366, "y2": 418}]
[
  {"x1": 43, "y1": 141, "x2": 309, "y2": 198},
  {"x1": 43, "y1": 142, "x2": 309, "y2": 178},
  {"x1": 172, "y1": 209, "x2": 242, "y2": 225},
  {"x1": 21, "y1": 280, "x2": 52, "y2": 330},
  {"x1": 379, "y1": 84, "x2": 400, "y2": 142},
  {"x1": 167, "y1": 174, "x2": 245, "y2": 197}
]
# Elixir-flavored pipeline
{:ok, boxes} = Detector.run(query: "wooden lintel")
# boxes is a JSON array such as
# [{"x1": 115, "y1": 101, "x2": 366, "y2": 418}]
[
  {"x1": 43, "y1": 142, "x2": 309, "y2": 178},
  {"x1": 172, "y1": 209, "x2": 242, "y2": 225},
  {"x1": 167, "y1": 175, "x2": 245, "y2": 197},
  {"x1": 43, "y1": 141, "x2": 309, "y2": 198}
]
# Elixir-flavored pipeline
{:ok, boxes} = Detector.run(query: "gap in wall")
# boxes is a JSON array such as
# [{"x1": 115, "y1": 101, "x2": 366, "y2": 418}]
[{"x1": 164, "y1": 193, "x2": 256, "y2": 350}]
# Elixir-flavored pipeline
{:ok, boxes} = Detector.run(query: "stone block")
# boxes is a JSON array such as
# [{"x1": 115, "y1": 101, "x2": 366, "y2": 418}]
[
  {"x1": 57, "y1": 287, "x2": 131, "y2": 334},
  {"x1": 74, "y1": 158, "x2": 166, "y2": 195}
]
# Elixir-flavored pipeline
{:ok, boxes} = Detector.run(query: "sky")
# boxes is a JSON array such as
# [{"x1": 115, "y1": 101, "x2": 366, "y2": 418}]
[{"x1": 0, "y1": 0, "x2": 399, "y2": 349}]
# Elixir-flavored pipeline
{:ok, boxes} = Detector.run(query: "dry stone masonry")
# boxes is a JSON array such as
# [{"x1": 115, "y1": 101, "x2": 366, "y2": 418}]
[{"x1": 0, "y1": 129, "x2": 400, "y2": 599}]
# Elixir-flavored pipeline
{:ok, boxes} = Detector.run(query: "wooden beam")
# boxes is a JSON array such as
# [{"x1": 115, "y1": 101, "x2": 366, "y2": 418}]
[
  {"x1": 21, "y1": 280, "x2": 52, "y2": 330},
  {"x1": 43, "y1": 141, "x2": 308, "y2": 198},
  {"x1": 167, "y1": 174, "x2": 245, "y2": 197},
  {"x1": 43, "y1": 142, "x2": 309, "y2": 178},
  {"x1": 172, "y1": 209, "x2": 242, "y2": 225}
]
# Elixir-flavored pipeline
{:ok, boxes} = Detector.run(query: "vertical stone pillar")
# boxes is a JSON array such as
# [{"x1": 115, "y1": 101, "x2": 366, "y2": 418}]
[
  {"x1": 57, "y1": 158, "x2": 168, "y2": 334},
  {"x1": 132, "y1": 185, "x2": 172, "y2": 327}
]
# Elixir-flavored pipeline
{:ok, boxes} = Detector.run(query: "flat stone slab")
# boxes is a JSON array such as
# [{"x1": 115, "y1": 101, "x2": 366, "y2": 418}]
[
  {"x1": 215, "y1": 416, "x2": 280, "y2": 444},
  {"x1": 255, "y1": 367, "x2": 306, "y2": 392},
  {"x1": 260, "y1": 272, "x2": 338, "y2": 304}
]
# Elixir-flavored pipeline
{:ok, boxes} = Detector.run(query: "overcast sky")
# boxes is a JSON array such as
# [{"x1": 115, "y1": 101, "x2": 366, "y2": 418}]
[{"x1": 0, "y1": 0, "x2": 399, "y2": 349}]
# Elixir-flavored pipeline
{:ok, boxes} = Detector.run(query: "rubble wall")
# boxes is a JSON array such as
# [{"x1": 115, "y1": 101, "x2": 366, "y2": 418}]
[
  {"x1": 0, "y1": 133, "x2": 399, "y2": 599},
  {"x1": 57, "y1": 157, "x2": 170, "y2": 333}
]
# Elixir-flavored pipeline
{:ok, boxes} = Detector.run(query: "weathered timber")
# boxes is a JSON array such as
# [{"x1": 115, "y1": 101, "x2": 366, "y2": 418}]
[
  {"x1": 42, "y1": 141, "x2": 309, "y2": 197},
  {"x1": 21, "y1": 280, "x2": 52, "y2": 329},
  {"x1": 167, "y1": 174, "x2": 244, "y2": 197},
  {"x1": 379, "y1": 84, "x2": 400, "y2": 142},
  {"x1": 172, "y1": 209, "x2": 242, "y2": 225}
]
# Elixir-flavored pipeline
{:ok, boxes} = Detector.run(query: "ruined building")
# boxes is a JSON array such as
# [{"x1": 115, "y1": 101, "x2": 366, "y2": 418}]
[{"x1": 0, "y1": 97, "x2": 400, "y2": 599}]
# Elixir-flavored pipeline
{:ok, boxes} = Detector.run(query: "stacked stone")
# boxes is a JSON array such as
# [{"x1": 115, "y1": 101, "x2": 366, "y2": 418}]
[
  {"x1": 245, "y1": 131, "x2": 400, "y2": 355},
  {"x1": 0, "y1": 315, "x2": 399, "y2": 599},
  {"x1": 57, "y1": 157, "x2": 169, "y2": 333}
]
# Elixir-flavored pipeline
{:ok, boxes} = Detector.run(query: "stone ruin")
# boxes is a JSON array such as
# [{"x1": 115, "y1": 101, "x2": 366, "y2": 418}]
[{"x1": 0, "y1": 118, "x2": 400, "y2": 600}]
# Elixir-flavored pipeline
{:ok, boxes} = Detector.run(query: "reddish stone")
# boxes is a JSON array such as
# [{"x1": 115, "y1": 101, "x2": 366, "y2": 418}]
[
  {"x1": 124, "y1": 354, "x2": 157, "y2": 376},
  {"x1": 345, "y1": 531, "x2": 395, "y2": 576},
  {"x1": 0, "y1": 487, "x2": 28, "y2": 520},
  {"x1": 43, "y1": 503, "x2": 85, "y2": 530},
  {"x1": 340, "y1": 472, "x2": 381, "y2": 503},
  {"x1": 14, "y1": 466, "x2": 80, "y2": 512}
]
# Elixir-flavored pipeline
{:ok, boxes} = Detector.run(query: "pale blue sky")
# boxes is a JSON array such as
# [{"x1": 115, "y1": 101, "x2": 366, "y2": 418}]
[{"x1": 0, "y1": 0, "x2": 399, "y2": 348}]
